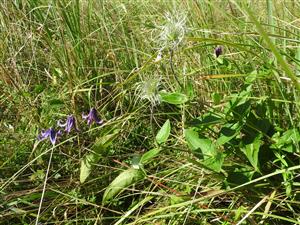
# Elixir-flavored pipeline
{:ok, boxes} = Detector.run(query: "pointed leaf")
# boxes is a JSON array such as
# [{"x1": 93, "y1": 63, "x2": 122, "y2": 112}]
[
  {"x1": 140, "y1": 148, "x2": 160, "y2": 164},
  {"x1": 217, "y1": 123, "x2": 240, "y2": 145},
  {"x1": 160, "y1": 92, "x2": 188, "y2": 105},
  {"x1": 271, "y1": 129, "x2": 300, "y2": 153},
  {"x1": 80, "y1": 129, "x2": 120, "y2": 183},
  {"x1": 80, "y1": 153, "x2": 101, "y2": 183},
  {"x1": 242, "y1": 137, "x2": 262, "y2": 171},
  {"x1": 102, "y1": 168, "x2": 145, "y2": 204},
  {"x1": 156, "y1": 119, "x2": 171, "y2": 144},
  {"x1": 202, "y1": 152, "x2": 224, "y2": 172},
  {"x1": 184, "y1": 128, "x2": 223, "y2": 172},
  {"x1": 184, "y1": 128, "x2": 216, "y2": 158}
]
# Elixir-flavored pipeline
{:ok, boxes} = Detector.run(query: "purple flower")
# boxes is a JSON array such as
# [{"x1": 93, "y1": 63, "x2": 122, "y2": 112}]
[
  {"x1": 215, "y1": 46, "x2": 222, "y2": 58},
  {"x1": 37, "y1": 127, "x2": 61, "y2": 145},
  {"x1": 57, "y1": 115, "x2": 78, "y2": 133},
  {"x1": 82, "y1": 108, "x2": 103, "y2": 125}
]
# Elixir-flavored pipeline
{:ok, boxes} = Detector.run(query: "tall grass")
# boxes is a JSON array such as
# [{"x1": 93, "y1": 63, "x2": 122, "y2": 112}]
[{"x1": 1, "y1": 0, "x2": 300, "y2": 224}]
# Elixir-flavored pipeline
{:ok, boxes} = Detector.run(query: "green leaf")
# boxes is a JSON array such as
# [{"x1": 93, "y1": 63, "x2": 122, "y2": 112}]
[
  {"x1": 202, "y1": 152, "x2": 224, "y2": 173},
  {"x1": 184, "y1": 128, "x2": 223, "y2": 172},
  {"x1": 211, "y1": 92, "x2": 222, "y2": 104},
  {"x1": 80, "y1": 153, "x2": 101, "y2": 183},
  {"x1": 224, "y1": 88, "x2": 252, "y2": 119},
  {"x1": 216, "y1": 57, "x2": 224, "y2": 64},
  {"x1": 140, "y1": 148, "x2": 160, "y2": 164},
  {"x1": 187, "y1": 154, "x2": 224, "y2": 173},
  {"x1": 102, "y1": 168, "x2": 145, "y2": 204},
  {"x1": 190, "y1": 114, "x2": 223, "y2": 128},
  {"x1": 271, "y1": 129, "x2": 300, "y2": 153},
  {"x1": 242, "y1": 137, "x2": 262, "y2": 171},
  {"x1": 245, "y1": 70, "x2": 258, "y2": 84},
  {"x1": 184, "y1": 128, "x2": 216, "y2": 158},
  {"x1": 216, "y1": 123, "x2": 240, "y2": 145},
  {"x1": 156, "y1": 119, "x2": 171, "y2": 144},
  {"x1": 242, "y1": 109, "x2": 271, "y2": 144},
  {"x1": 131, "y1": 155, "x2": 141, "y2": 169},
  {"x1": 93, "y1": 129, "x2": 121, "y2": 154},
  {"x1": 80, "y1": 129, "x2": 120, "y2": 183},
  {"x1": 159, "y1": 92, "x2": 188, "y2": 105}
]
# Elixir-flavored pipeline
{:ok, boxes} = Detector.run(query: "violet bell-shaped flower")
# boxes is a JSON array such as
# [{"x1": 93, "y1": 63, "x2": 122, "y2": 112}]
[
  {"x1": 82, "y1": 108, "x2": 103, "y2": 125},
  {"x1": 37, "y1": 127, "x2": 61, "y2": 145},
  {"x1": 57, "y1": 115, "x2": 78, "y2": 133},
  {"x1": 215, "y1": 46, "x2": 222, "y2": 58}
]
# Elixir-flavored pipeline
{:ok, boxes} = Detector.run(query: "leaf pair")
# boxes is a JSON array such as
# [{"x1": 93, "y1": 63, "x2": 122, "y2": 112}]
[{"x1": 102, "y1": 119, "x2": 171, "y2": 204}]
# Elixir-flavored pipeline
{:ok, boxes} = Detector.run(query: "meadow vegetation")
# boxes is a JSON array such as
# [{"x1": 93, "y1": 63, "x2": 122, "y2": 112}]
[{"x1": 1, "y1": 0, "x2": 300, "y2": 224}]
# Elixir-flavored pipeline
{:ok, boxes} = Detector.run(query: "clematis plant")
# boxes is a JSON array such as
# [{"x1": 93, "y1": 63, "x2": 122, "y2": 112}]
[
  {"x1": 82, "y1": 108, "x2": 103, "y2": 125},
  {"x1": 37, "y1": 127, "x2": 61, "y2": 145},
  {"x1": 57, "y1": 115, "x2": 78, "y2": 133}
]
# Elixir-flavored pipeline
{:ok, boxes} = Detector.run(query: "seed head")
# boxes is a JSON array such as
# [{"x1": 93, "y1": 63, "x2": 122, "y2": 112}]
[
  {"x1": 158, "y1": 11, "x2": 187, "y2": 50},
  {"x1": 135, "y1": 76, "x2": 161, "y2": 106}
]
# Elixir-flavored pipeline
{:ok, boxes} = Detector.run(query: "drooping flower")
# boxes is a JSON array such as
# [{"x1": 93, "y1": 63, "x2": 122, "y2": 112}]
[
  {"x1": 82, "y1": 108, "x2": 103, "y2": 125},
  {"x1": 37, "y1": 127, "x2": 61, "y2": 145},
  {"x1": 215, "y1": 46, "x2": 222, "y2": 58},
  {"x1": 57, "y1": 115, "x2": 78, "y2": 133}
]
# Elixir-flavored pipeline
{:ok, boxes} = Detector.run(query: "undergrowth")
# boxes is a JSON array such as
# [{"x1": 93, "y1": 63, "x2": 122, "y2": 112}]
[{"x1": 1, "y1": 1, "x2": 300, "y2": 224}]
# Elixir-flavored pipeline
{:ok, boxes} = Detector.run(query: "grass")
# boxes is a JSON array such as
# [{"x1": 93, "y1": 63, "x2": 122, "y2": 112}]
[{"x1": 1, "y1": 0, "x2": 300, "y2": 224}]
